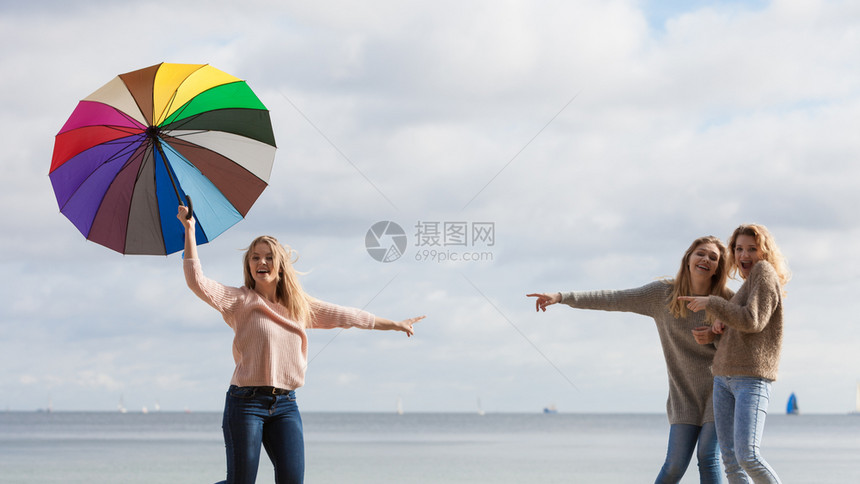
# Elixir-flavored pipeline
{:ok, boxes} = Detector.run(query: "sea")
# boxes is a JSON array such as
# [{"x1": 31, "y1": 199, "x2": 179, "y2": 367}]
[{"x1": 1, "y1": 411, "x2": 858, "y2": 483}]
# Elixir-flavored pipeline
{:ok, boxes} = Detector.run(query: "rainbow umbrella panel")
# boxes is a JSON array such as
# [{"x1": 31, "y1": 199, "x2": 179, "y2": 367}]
[{"x1": 49, "y1": 62, "x2": 276, "y2": 255}]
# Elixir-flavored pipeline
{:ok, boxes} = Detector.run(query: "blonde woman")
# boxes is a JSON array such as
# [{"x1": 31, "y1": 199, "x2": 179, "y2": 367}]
[
  {"x1": 178, "y1": 206, "x2": 424, "y2": 484},
  {"x1": 681, "y1": 224, "x2": 790, "y2": 484},
  {"x1": 529, "y1": 236, "x2": 732, "y2": 484}
]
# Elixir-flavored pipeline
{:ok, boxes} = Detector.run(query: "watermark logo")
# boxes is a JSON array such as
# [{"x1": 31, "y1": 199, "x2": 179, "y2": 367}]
[
  {"x1": 414, "y1": 221, "x2": 495, "y2": 247},
  {"x1": 365, "y1": 221, "x2": 408, "y2": 262},
  {"x1": 365, "y1": 220, "x2": 496, "y2": 263}
]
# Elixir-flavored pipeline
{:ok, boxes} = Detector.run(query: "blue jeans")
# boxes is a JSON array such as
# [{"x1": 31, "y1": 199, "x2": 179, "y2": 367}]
[
  {"x1": 655, "y1": 422, "x2": 722, "y2": 484},
  {"x1": 713, "y1": 376, "x2": 781, "y2": 484},
  {"x1": 216, "y1": 386, "x2": 304, "y2": 484}
]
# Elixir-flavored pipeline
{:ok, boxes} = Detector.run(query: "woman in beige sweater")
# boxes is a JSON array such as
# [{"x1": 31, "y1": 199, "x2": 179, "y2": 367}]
[
  {"x1": 682, "y1": 224, "x2": 790, "y2": 484},
  {"x1": 529, "y1": 235, "x2": 732, "y2": 484}
]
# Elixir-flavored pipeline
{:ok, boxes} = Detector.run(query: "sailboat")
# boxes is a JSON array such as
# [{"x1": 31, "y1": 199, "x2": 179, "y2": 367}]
[
  {"x1": 37, "y1": 396, "x2": 54, "y2": 414},
  {"x1": 851, "y1": 383, "x2": 860, "y2": 415},
  {"x1": 786, "y1": 392, "x2": 799, "y2": 415}
]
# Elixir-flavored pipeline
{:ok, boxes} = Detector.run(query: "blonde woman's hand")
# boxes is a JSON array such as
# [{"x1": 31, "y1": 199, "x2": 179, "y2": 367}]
[
  {"x1": 177, "y1": 205, "x2": 194, "y2": 229},
  {"x1": 375, "y1": 315, "x2": 425, "y2": 337},
  {"x1": 526, "y1": 293, "x2": 562, "y2": 312},
  {"x1": 677, "y1": 295, "x2": 708, "y2": 312},
  {"x1": 398, "y1": 315, "x2": 425, "y2": 337},
  {"x1": 692, "y1": 326, "x2": 716, "y2": 345}
]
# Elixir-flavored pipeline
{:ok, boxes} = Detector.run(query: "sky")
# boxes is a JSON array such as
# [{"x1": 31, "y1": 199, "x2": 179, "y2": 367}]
[{"x1": 1, "y1": 0, "x2": 859, "y2": 414}]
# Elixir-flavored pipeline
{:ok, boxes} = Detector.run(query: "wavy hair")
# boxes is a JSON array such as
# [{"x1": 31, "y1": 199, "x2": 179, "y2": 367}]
[
  {"x1": 727, "y1": 224, "x2": 791, "y2": 290},
  {"x1": 667, "y1": 235, "x2": 733, "y2": 320},
  {"x1": 243, "y1": 236, "x2": 315, "y2": 327}
]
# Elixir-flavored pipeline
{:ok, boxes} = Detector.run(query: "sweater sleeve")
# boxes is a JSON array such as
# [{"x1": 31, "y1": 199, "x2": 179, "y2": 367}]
[
  {"x1": 183, "y1": 258, "x2": 245, "y2": 317},
  {"x1": 559, "y1": 281, "x2": 669, "y2": 318},
  {"x1": 309, "y1": 299, "x2": 376, "y2": 330},
  {"x1": 707, "y1": 261, "x2": 781, "y2": 334}
]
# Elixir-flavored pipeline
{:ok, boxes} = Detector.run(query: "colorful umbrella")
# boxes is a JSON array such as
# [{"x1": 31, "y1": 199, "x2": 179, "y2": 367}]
[{"x1": 49, "y1": 62, "x2": 276, "y2": 255}]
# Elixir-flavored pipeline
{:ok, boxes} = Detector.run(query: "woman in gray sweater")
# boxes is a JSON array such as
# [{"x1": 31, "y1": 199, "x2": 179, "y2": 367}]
[
  {"x1": 681, "y1": 224, "x2": 790, "y2": 484},
  {"x1": 528, "y1": 235, "x2": 733, "y2": 484}
]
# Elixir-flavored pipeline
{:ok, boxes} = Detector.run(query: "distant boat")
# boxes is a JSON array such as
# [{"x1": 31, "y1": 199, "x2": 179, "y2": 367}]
[
  {"x1": 852, "y1": 383, "x2": 860, "y2": 415},
  {"x1": 36, "y1": 397, "x2": 54, "y2": 414},
  {"x1": 543, "y1": 404, "x2": 558, "y2": 414},
  {"x1": 856, "y1": 383, "x2": 860, "y2": 413},
  {"x1": 786, "y1": 392, "x2": 799, "y2": 415}
]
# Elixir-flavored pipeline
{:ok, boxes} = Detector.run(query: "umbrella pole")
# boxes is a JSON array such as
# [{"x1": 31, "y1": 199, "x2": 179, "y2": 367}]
[{"x1": 153, "y1": 138, "x2": 193, "y2": 218}]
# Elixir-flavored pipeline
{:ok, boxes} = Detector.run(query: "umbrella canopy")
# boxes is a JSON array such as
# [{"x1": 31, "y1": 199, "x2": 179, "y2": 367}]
[{"x1": 49, "y1": 62, "x2": 276, "y2": 255}]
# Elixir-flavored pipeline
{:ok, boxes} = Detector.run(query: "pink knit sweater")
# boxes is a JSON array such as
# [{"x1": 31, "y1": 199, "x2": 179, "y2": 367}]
[{"x1": 184, "y1": 259, "x2": 375, "y2": 390}]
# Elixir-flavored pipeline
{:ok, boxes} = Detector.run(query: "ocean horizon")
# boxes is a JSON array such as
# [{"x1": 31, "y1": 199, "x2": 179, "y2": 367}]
[{"x1": 2, "y1": 411, "x2": 858, "y2": 483}]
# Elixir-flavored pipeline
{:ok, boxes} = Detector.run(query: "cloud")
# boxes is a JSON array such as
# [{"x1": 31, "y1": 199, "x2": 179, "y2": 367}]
[{"x1": 1, "y1": 0, "x2": 859, "y2": 413}]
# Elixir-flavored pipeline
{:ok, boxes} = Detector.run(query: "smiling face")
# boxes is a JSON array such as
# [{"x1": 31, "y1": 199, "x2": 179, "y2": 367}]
[
  {"x1": 669, "y1": 235, "x2": 729, "y2": 318},
  {"x1": 733, "y1": 234, "x2": 762, "y2": 279},
  {"x1": 688, "y1": 242, "x2": 721, "y2": 282},
  {"x1": 248, "y1": 241, "x2": 280, "y2": 287}
]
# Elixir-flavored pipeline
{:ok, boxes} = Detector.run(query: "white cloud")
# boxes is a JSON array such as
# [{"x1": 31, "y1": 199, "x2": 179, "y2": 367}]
[{"x1": 1, "y1": 0, "x2": 858, "y2": 413}]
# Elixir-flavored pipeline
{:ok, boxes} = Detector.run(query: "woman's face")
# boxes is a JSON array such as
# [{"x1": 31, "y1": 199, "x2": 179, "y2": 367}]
[
  {"x1": 248, "y1": 242, "x2": 279, "y2": 286},
  {"x1": 734, "y1": 234, "x2": 762, "y2": 279},
  {"x1": 688, "y1": 242, "x2": 720, "y2": 281}
]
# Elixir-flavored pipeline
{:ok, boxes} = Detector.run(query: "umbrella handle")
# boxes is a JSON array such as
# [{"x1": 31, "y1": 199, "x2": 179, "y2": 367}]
[{"x1": 184, "y1": 196, "x2": 194, "y2": 220}]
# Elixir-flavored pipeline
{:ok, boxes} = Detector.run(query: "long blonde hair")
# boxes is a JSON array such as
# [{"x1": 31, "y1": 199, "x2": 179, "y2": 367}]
[
  {"x1": 727, "y1": 224, "x2": 791, "y2": 290},
  {"x1": 667, "y1": 235, "x2": 733, "y2": 319},
  {"x1": 243, "y1": 236, "x2": 314, "y2": 327}
]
